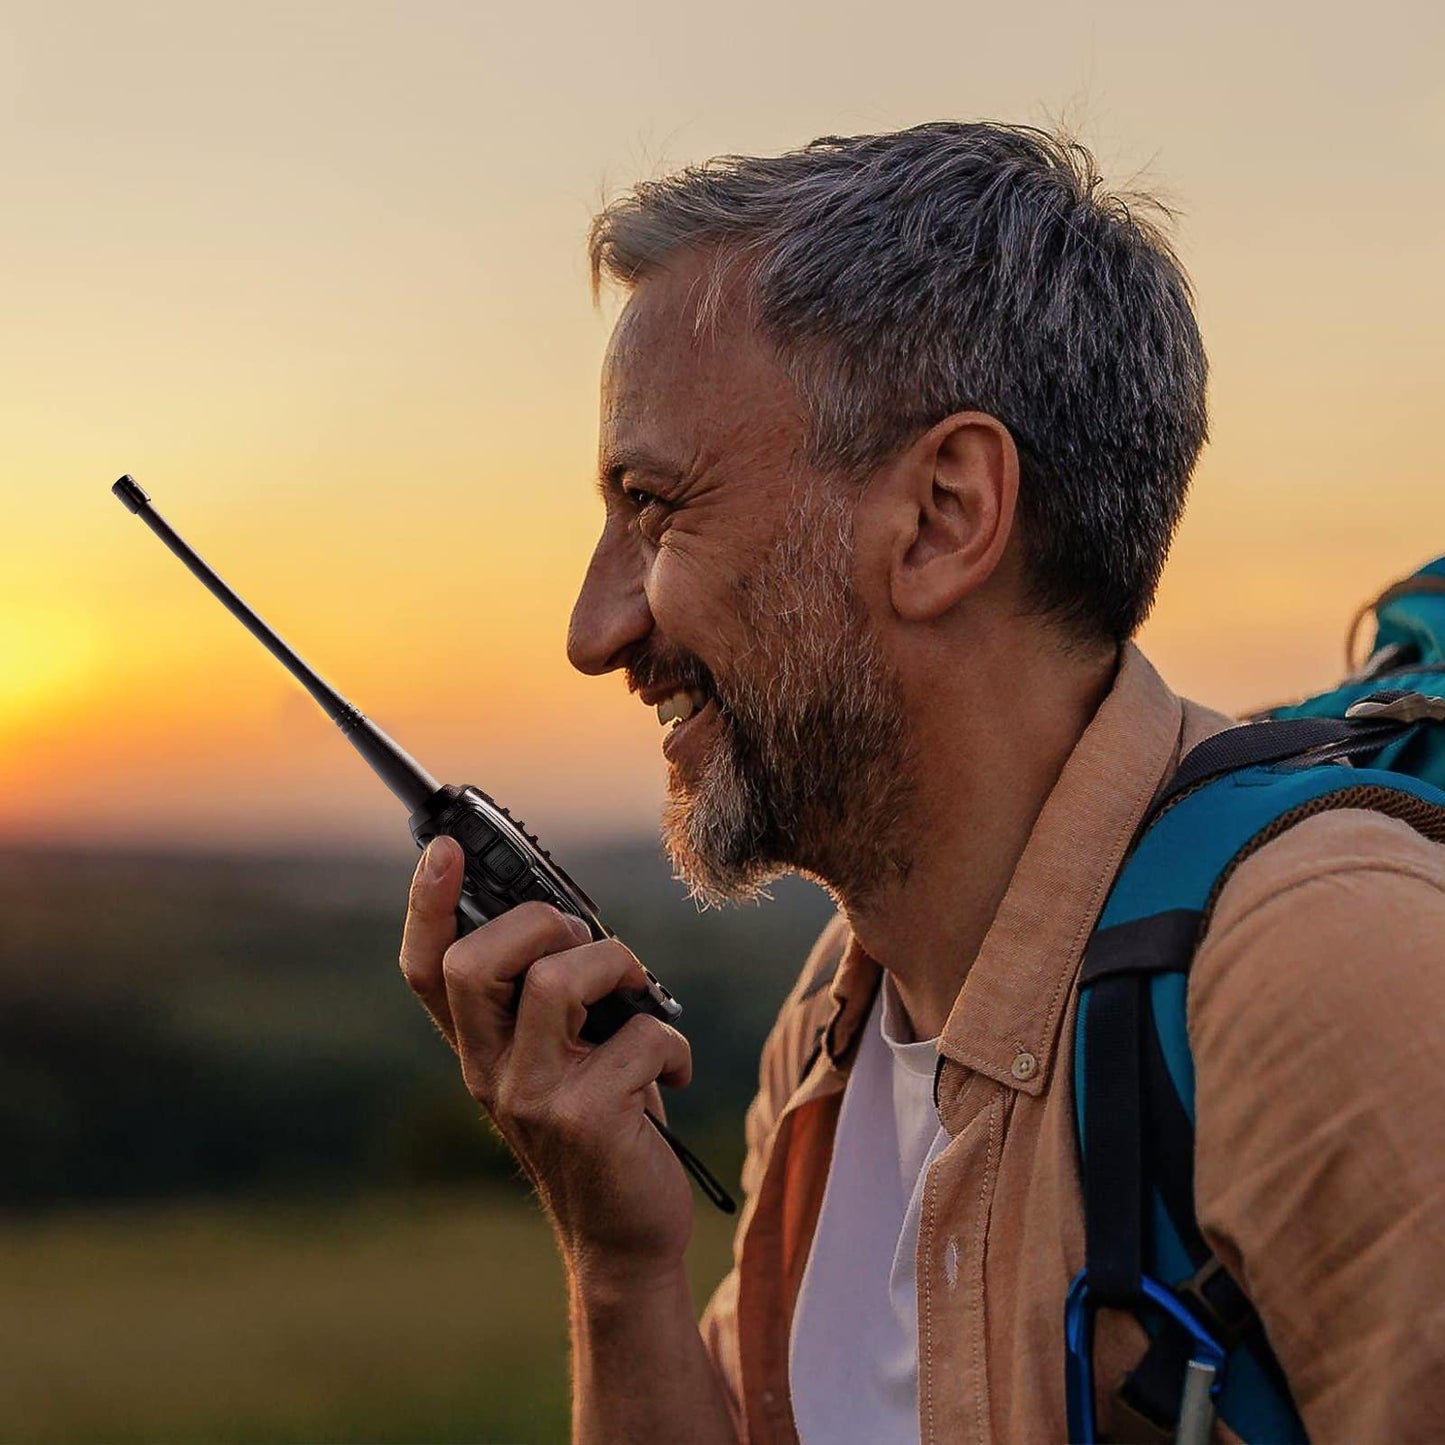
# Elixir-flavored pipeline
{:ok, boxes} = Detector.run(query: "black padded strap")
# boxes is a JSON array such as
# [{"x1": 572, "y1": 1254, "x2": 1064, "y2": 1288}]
[
  {"x1": 1083, "y1": 973, "x2": 1145, "y2": 1305},
  {"x1": 1149, "y1": 714, "x2": 1407, "y2": 819},
  {"x1": 1109, "y1": 991, "x2": 1244, "y2": 1432},
  {"x1": 1082, "y1": 910, "x2": 1202, "y2": 984},
  {"x1": 1138, "y1": 987, "x2": 1210, "y2": 1264}
]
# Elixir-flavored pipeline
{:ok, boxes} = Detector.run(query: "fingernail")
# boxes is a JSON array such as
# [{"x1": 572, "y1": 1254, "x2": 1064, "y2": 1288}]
[
  {"x1": 424, "y1": 838, "x2": 452, "y2": 880},
  {"x1": 567, "y1": 914, "x2": 592, "y2": 943}
]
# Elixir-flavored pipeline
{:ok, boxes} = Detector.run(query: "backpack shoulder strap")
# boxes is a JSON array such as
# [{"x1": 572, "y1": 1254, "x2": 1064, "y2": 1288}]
[{"x1": 1069, "y1": 715, "x2": 1445, "y2": 1443}]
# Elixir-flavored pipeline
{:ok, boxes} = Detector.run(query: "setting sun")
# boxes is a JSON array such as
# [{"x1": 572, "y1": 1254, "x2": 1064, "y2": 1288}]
[{"x1": 0, "y1": 606, "x2": 95, "y2": 728}]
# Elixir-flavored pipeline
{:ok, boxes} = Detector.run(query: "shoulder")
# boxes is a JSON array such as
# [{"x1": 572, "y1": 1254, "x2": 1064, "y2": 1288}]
[
  {"x1": 1186, "y1": 807, "x2": 1445, "y2": 1433},
  {"x1": 1179, "y1": 693, "x2": 1238, "y2": 754},
  {"x1": 1190, "y1": 806, "x2": 1445, "y2": 1060}
]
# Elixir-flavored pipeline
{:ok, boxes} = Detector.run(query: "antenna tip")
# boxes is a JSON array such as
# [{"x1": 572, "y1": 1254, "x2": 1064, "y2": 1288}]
[{"x1": 111, "y1": 475, "x2": 150, "y2": 513}]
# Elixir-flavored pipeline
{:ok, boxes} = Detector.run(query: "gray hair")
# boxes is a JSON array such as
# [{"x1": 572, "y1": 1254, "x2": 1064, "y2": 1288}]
[{"x1": 588, "y1": 121, "x2": 1208, "y2": 645}]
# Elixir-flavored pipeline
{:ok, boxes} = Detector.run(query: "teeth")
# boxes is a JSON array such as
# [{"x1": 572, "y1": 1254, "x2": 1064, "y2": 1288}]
[{"x1": 655, "y1": 688, "x2": 710, "y2": 728}]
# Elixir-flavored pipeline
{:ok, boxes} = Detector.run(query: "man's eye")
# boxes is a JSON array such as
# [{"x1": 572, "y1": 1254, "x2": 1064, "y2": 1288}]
[{"x1": 625, "y1": 486, "x2": 668, "y2": 516}]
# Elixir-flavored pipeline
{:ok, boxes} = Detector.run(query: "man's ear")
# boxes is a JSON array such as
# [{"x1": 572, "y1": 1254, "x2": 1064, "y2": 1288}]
[{"x1": 876, "y1": 412, "x2": 1020, "y2": 623}]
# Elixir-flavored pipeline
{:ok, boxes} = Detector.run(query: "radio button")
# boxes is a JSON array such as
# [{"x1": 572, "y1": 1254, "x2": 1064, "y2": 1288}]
[
  {"x1": 455, "y1": 814, "x2": 498, "y2": 852},
  {"x1": 482, "y1": 839, "x2": 527, "y2": 884}
]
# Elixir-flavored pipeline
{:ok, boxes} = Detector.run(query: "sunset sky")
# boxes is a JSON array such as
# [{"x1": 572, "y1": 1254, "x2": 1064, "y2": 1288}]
[{"x1": 3, "y1": 0, "x2": 1441, "y2": 854}]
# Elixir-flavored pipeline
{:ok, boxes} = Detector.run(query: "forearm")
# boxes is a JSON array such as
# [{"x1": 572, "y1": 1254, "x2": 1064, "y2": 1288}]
[{"x1": 570, "y1": 1265, "x2": 741, "y2": 1445}]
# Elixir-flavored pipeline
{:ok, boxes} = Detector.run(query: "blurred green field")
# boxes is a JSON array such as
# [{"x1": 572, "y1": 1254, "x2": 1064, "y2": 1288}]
[
  {"x1": 0, "y1": 1188, "x2": 738, "y2": 1444},
  {"x1": 0, "y1": 843, "x2": 820, "y2": 1442}
]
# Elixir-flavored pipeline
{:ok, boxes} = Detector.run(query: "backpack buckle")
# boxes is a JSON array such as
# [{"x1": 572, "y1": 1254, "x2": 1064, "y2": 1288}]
[
  {"x1": 1345, "y1": 690, "x2": 1445, "y2": 724},
  {"x1": 1175, "y1": 1255, "x2": 1254, "y2": 1349},
  {"x1": 1065, "y1": 1271, "x2": 1227, "y2": 1445}
]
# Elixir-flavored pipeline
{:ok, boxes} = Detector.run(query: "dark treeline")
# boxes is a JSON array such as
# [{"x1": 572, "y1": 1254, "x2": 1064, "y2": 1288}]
[{"x1": 0, "y1": 842, "x2": 835, "y2": 1210}]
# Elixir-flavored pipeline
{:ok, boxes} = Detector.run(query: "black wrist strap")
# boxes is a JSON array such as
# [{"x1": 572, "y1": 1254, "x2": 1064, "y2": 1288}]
[{"x1": 646, "y1": 1109, "x2": 737, "y2": 1214}]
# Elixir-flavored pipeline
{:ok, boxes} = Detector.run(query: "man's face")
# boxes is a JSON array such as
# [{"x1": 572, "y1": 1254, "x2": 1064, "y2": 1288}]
[{"x1": 568, "y1": 257, "x2": 914, "y2": 904}]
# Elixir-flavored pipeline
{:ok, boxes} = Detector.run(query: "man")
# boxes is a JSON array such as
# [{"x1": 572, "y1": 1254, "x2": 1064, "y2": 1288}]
[{"x1": 397, "y1": 123, "x2": 1445, "y2": 1441}]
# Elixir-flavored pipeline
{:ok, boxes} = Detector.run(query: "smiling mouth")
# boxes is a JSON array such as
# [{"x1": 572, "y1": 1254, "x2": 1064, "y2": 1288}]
[
  {"x1": 655, "y1": 686, "x2": 711, "y2": 729},
  {"x1": 660, "y1": 694, "x2": 722, "y2": 768}
]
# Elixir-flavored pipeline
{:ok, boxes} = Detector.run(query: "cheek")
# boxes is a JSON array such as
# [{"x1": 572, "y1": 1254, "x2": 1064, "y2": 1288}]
[{"x1": 645, "y1": 529, "x2": 745, "y2": 648}]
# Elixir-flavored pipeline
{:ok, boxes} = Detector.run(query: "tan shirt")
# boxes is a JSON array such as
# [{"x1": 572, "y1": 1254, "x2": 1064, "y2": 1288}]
[{"x1": 698, "y1": 643, "x2": 1445, "y2": 1443}]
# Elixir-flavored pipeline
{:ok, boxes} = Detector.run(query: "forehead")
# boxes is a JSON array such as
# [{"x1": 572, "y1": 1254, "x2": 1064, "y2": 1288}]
[{"x1": 600, "y1": 255, "x2": 803, "y2": 468}]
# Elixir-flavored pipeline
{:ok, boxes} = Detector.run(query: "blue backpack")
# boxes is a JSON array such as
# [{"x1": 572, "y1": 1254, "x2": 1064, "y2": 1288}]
[{"x1": 1066, "y1": 559, "x2": 1445, "y2": 1443}]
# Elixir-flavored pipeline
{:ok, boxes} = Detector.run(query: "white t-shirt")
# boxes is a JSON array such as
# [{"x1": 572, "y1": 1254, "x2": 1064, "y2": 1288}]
[{"x1": 788, "y1": 972, "x2": 950, "y2": 1445}]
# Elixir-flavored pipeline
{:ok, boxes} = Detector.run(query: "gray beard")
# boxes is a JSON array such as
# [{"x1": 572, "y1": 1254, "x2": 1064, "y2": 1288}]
[{"x1": 660, "y1": 489, "x2": 916, "y2": 908}]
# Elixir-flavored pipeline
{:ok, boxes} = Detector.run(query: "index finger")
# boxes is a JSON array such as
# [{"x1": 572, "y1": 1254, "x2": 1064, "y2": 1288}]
[{"x1": 399, "y1": 835, "x2": 464, "y2": 1043}]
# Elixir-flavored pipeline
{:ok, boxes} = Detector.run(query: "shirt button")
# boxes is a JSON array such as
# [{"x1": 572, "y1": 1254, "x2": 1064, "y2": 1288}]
[{"x1": 1011, "y1": 1050, "x2": 1039, "y2": 1082}]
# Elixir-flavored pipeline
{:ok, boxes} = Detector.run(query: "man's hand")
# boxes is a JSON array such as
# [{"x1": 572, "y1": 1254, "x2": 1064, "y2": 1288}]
[{"x1": 398, "y1": 834, "x2": 696, "y2": 1282}]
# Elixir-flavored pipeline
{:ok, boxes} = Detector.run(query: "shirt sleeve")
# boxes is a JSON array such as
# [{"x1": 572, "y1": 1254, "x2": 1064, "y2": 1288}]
[{"x1": 1189, "y1": 808, "x2": 1445, "y2": 1439}]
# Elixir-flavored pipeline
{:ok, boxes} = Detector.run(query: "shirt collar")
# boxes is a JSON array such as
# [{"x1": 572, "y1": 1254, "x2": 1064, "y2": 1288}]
[{"x1": 818, "y1": 642, "x2": 1190, "y2": 1095}]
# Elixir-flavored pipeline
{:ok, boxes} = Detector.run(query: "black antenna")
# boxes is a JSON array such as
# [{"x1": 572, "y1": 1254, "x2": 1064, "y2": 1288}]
[{"x1": 111, "y1": 474, "x2": 440, "y2": 814}]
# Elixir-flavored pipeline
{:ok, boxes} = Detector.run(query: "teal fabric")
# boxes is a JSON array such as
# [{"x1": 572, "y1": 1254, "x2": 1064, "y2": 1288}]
[
  {"x1": 1096, "y1": 762, "x2": 1445, "y2": 927},
  {"x1": 1267, "y1": 558, "x2": 1445, "y2": 789},
  {"x1": 1149, "y1": 972, "x2": 1192, "y2": 1116},
  {"x1": 1216, "y1": 1349, "x2": 1313, "y2": 1445},
  {"x1": 1368, "y1": 557, "x2": 1445, "y2": 663}
]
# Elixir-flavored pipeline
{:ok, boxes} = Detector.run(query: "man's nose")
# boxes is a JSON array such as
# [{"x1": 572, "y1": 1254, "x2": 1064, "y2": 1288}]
[{"x1": 567, "y1": 533, "x2": 653, "y2": 676}]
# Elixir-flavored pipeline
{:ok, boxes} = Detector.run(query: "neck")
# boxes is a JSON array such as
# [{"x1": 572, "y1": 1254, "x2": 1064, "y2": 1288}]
[{"x1": 836, "y1": 628, "x2": 1119, "y2": 1041}]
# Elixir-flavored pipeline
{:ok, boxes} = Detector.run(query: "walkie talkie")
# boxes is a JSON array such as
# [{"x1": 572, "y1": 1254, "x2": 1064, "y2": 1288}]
[{"x1": 111, "y1": 474, "x2": 734, "y2": 1213}]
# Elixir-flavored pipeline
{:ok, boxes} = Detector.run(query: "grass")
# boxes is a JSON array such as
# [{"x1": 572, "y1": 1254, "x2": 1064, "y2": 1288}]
[{"x1": 0, "y1": 1188, "x2": 739, "y2": 1444}]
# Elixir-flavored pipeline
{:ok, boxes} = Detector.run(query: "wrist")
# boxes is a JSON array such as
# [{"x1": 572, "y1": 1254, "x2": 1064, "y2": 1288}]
[{"x1": 570, "y1": 1254, "x2": 693, "y2": 1318}]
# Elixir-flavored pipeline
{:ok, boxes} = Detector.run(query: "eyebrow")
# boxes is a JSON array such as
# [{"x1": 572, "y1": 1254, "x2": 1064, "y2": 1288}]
[{"x1": 597, "y1": 446, "x2": 684, "y2": 496}]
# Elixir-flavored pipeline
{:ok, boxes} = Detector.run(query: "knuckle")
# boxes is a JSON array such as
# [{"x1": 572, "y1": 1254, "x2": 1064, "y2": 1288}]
[
  {"x1": 620, "y1": 1016, "x2": 690, "y2": 1075},
  {"x1": 440, "y1": 941, "x2": 477, "y2": 991},
  {"x1": 460, "y1": 1059, "x2": 493, "y2": 1107},
  {"x1": 622, "y1": 1011, "x2": 664, "y2": 1044},
  {"x1": 494, "y1": 1077, "x2": 544, "y2": 1131},
  {"x1": 516, "y1": 900, "x2": 572, "y2": 939},
  {"x1": 609, "y1": 943, "x2": 650, "y2": 988},
  {"x1": 597, "y1": 938, "x2": 638, "y2": 967},
  {"x1": 521, "y1": 957, "x2": 569, "y2": 1008},
  {"x1": 400, "y1": 957, "x2": 431, "y2": 996},
  {"x1": 625, "y1": 1012, "x2": 671, "y2": 1049},
  {"x1": 491, "y1": 1075, "x2": 517, "y2": 1119},
  {"x1": 398, "y1": 934, "x2": 443, "y2": 994},
  {"x1": 439, "y1": 942, "x2": 463, "y2": 982}
]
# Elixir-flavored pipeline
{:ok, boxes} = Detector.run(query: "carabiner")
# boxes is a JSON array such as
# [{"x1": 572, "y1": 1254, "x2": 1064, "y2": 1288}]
[{"x1": 1064, "y1": 1271, "x2": 1227, "y2": 1444}]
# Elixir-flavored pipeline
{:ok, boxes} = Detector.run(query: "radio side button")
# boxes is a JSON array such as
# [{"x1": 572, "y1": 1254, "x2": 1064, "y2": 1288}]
[{"x1": 482, "y1": 839, "x2": 527, "y2": 884}]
